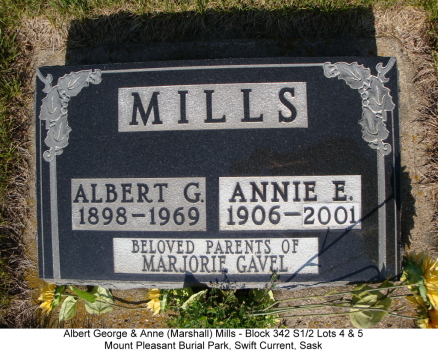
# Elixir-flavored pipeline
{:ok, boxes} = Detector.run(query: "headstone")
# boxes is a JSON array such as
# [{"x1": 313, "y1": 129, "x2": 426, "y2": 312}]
[{"x1": 35, "y1": 57, "x2": 400, "y2": 289}]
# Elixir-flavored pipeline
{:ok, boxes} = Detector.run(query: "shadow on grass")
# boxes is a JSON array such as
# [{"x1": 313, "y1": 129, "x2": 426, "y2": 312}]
[{"x1": 65, "y1": 7, "x2": 378, "y2": 64}]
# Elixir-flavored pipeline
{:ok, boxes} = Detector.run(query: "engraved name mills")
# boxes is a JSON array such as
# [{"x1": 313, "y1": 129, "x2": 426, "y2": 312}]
[{"x1": 118, "y1": 82, "x2": 309, "y2": 131}]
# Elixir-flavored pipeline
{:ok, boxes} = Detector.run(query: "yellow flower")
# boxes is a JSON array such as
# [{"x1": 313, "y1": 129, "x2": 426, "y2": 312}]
[
  {"x1": 147, "y1": 289, "x2": 161, "y2": 316},
  {"x1": 147, "y1": 298, "x2": 161, "y2": 315},
  {"x1": 148, "y1": 288, "x2": 160, "y2": 300},
  {"x1": 38, "y1": 283, "x2": 56, "y2": 314},
  {"x1": 418, "y1": 308, "x2": 438, "y2": 329},
  {"x1": 428, "y1": 308, "x2": 438, "y2": 328},
  {"x1": 409, "y1": 294, "x2": 438, "y2": 329},
  {"x1": 404, "y1": 251, "x2": 438, "y2": 310}
]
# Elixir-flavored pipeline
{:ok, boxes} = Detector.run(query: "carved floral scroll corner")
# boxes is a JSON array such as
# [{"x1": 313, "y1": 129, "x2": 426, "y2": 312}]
[
  {"x1": 37, "y1": 69, "x2": 102, "y2": 162},
  {"x1": 323, "y1": 58, "x2": 396, "y2": 156}
]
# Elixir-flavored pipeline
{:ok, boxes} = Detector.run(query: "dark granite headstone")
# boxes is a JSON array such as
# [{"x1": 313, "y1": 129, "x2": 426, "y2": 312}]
[{"x1": 35, "y1": 57, "x2": 400, "y2": 288}]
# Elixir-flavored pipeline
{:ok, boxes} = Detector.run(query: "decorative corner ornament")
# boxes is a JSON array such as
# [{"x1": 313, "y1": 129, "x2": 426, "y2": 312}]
[
  {"x1": 323, "y1": 58, "x2": 396, "y2": 156},
  {"x1": 37, "y1": 69, "x2": 102, "y2": 162}
]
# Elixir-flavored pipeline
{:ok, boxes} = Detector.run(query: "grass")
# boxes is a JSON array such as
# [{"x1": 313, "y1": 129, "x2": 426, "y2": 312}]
[
  {"x1": 0, "y1": 0, "x2": 402, "y2": 28},
  {"x1": 0, "y1": 0, "x2": 437, "y2": 327},
  {"x1": 0, "y1": 30, "x2": 20, "y2": 217},
  {"x1": 0, "y1": 10, "x2": 25, "y2": 322},
  {"x1": 167, "y1": 288, "x2": 278, "y2": 328},
  {"x1": 418, "y1": 1, "x2": 438, "y2": 65}
]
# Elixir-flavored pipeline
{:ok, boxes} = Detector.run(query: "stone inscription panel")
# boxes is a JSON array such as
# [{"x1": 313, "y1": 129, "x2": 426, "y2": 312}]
[
  {"x1": 71, "y1": 178, "x2": 206, "y2": 231},
  {"x1": 219, "y1": 176, "x2": 361, "y2": 231},
  {"x1": 35, "y1": 57, "x2": 400, "y2": 287},
  {"x1": 114, "y1": 238, "x2": 318, "y2": 275},
  {"x1": 118, "y1": 82, "x2": 308, "y2": 132}
]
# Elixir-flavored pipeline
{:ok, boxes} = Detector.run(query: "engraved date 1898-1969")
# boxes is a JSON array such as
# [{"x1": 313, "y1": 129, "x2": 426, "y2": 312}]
[{"x1": 77, "y1": 206, "x2": 201, "y2": 227}]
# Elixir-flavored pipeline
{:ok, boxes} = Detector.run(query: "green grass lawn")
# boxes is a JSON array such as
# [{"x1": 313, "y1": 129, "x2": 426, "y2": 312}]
[{"x1": 0, "y1": 0, "x2": 437, "y2": 326}]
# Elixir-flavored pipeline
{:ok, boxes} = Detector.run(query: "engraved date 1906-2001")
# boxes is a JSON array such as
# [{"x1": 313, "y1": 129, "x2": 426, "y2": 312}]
[{"x1": 220, "y1": 176, "x2": 361, "y2": 231}]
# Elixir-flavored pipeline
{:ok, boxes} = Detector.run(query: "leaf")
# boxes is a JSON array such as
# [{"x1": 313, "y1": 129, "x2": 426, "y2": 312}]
[
  {"x1": 181, "y1": 289, "x2": 208, "y2": 310},
  {"x1": 249, "y1": 289, "x2": 275, "y2": 304},
  {"x1": 160, "y1": 290, "x2": 170, "y2": 311},
  {"x1": 349, "y1": 284, "x2": 392, "y2": 328},
  {"x1": 379, "y1": 279, "x2": 394, "y2": 289},
  {"x1": 168, "y1": 288, "x2": 194, "y2": 307},
  {"x1": 350, "y1": 284, "x2": 375, "y2": 299},
  {"x1": 418, "y1": 285, "x2": 430, "y2": 307},
  {"x1": 379, "y1": 279, "x2": 395, "y2": 296},
  {"x1": 366, "y1": 77, "x2": 395, "y2": 114},
  {"x1": 324, "y1": 290, "x2": 338, "y2": 296},
  {"x1": 350, "y1": 308, "x2": 387, "y2": 329},
  {"x1": 355, "y1": 293, "x2": 379, "y2": 305},
  {"x1": 405, "y1": 294, "x2": 428, "y2": 317},
  {"x1": 350, "y1": 309, "x2": 373, "y2": 328},
  {"x1": 40, "y1": 90, "x2": 62, "y2": 121},
  {"x1": 85, "y1": 287, "x2": 113, "y2": 315},
  {"x1": 59, "y1": 296, "x2": 77, "y2": 322},
  {"x1": 401, "y1": 260, "x2": 424, "y2": 285},
  {"x1": 266, "y1": 290, "x2": 275, "y2": 303},
  {"x1": 171, "y1": 287, "x2": 193, "y2": 298},
  {"x1": 350, "y1": 295, "x2": 391, "y2": 328},
  {"x1": 360, "y1": 107, "x2": 378, "y2": 136},
  {"x1": 70, "y1": 286, "x2": 97, "y2": 303},
  {"x1": 52, "y1": 285, "x2": 66, "y2": 309},
  {"x1": 58, "y1": 71, "x2": 91, "y2": 97},
  {"x1": 351, "y1": 284, "x2": 389, "y2": 305},
  {"x1": 44, "y1": 114, "x2": 72, "y2": 153},
  {"x1": 336, "y1": 62, "x2": 371, "y2": 89}
]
